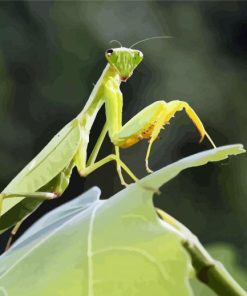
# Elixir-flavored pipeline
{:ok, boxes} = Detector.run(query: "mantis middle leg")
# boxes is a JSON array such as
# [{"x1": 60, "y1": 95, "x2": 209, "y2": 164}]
[{"x1": 75, "y1": 122, "x2": 138, "y2": 186}]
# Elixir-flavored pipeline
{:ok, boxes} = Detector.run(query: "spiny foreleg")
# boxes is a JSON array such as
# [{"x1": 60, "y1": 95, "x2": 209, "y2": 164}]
[{"x1": 111, "y1": 100, "x2": 216, "y2": 173}]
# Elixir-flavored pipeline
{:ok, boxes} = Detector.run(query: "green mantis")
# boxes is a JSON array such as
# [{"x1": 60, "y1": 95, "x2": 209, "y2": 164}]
[{"x1": 0, "y1": 45, "x2": 216, "y2": 248}]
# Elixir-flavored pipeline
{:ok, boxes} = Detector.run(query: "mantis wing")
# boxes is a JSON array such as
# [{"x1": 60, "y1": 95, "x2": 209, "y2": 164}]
[{"x1": 0, "y1": 118, "x2": 81, "y2": 233}]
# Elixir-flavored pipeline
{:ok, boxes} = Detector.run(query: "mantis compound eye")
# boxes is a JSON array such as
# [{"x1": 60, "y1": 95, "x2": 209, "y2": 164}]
[
  {"x1": 106, "y1": 48, "x2": 114, "y2": 55},
  {"x1": 138, "y1": 51, "x2": 143, "y2": 58}
]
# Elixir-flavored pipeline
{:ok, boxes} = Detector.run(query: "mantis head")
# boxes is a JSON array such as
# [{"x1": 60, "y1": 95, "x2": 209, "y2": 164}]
[{"x1": 105, "y1": 47, "x2": 143, "y2": 82}]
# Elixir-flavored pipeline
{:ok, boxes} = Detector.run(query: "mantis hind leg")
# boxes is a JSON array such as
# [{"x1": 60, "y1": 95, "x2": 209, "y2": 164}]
[
  {"x1": 0, "y1": 191, "x2": 58, "y2": 251},
  {"x1": 5, "y1": 220, "x2": 24, "y2": 251},
  {"x1": 1, "y1": 162, "x2": 74, "y2": 251}
]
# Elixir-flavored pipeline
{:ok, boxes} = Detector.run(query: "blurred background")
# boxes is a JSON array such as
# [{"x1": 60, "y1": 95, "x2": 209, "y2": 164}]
[{"x1": 0, "y1": 1, "x2": 247, "y2": 290}]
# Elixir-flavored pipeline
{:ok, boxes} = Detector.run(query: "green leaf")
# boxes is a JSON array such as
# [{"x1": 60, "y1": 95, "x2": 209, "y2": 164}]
[{"x1": 0, "y1": 144, "x2": 244, "y2": 296}]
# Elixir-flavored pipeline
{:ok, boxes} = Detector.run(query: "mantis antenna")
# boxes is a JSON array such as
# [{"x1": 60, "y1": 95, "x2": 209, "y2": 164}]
[
  {"x1": 109, "y1": 39, "x2": 123, "y2": 47},
  {"x1": 129, "y1": 36, "x2": 173, "y2": 49}
]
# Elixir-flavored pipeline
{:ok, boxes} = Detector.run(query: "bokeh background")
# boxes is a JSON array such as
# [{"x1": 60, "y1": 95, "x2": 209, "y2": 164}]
[{"x1": 0, "y1": 0, "x2": 246, "y2": 284}]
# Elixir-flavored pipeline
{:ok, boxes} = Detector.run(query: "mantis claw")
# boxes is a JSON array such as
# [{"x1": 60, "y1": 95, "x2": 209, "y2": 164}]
[
  {"x1": 117, "y1": 166, "x2": 130, "y2": 187},
  {"x1": 120, "y1": 180, "x2": 129, "y2": 187},
  {"x1": 145, "y1": 160, "x2": 154, "y2": 174}
]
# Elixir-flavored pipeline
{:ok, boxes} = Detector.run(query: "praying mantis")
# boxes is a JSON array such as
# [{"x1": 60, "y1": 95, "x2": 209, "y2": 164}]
[{"x1": 0, "y1": 41, "x2": 216, "y2": 249}]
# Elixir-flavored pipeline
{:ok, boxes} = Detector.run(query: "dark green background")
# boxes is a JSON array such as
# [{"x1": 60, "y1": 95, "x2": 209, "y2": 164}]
[{"x1": 0, "y1": 0, "x2": 246, "y2": 272}]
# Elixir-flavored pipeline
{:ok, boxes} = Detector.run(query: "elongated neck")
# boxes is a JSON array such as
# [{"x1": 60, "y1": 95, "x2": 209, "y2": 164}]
[
  {"x1": 77, "y1": 63, "x2": 121, "y2": 129},
  {"x1": 81, "y1": 64, "x2": 120, "y2": 111}
]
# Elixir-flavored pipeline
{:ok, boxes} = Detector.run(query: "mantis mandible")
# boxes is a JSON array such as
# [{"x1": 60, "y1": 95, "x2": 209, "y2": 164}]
[{"x1": 0, "y1": 42, "x2": 216, "y2": 249}]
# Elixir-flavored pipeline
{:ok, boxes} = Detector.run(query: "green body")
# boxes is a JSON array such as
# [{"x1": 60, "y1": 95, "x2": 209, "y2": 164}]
[{"x1": 0, "y1": 47, "x2": 214, "y2": 235}]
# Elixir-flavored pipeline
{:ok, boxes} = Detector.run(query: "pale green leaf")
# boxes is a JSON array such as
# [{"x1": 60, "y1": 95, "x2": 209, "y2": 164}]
[{"x1": 0, "y1": 188, "x2": 191, "y2": 296}]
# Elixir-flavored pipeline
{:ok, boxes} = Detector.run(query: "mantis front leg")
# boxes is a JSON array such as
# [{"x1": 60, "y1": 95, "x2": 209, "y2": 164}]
[{"x1": 105, "y1": 91, "x2": 216, "y2": 173}]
